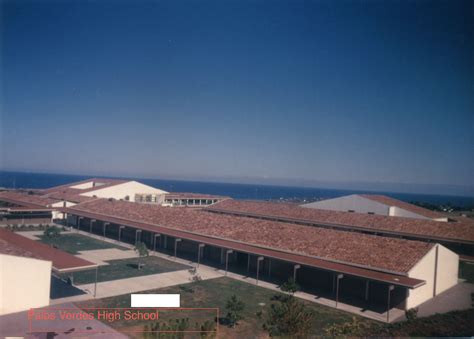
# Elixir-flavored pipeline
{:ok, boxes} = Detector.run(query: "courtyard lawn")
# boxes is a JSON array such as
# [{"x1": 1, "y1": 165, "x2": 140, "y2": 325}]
[
  {"x1": 460, "y1": 261, "x2": 474, "y2": 283},
  {"x1": 76, "y1": 276, "x2": 374, "y2": 337},
  {"x1": 37, "y1": 233, "x2": 129, "y2": 254},
  {"x1": 68, "y1": 256, "x2": 191, "y2": 284}
]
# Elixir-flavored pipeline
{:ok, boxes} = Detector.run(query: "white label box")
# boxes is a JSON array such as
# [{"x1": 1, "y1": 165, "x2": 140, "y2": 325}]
[{"x1": 131, "y1": 294, "x2": 181, "y2": 308}]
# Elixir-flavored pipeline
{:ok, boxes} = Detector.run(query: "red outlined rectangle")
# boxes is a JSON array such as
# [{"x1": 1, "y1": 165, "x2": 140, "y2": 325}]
[{"x1": 28, "y1": 307, "x2": 219, "y2": 335}]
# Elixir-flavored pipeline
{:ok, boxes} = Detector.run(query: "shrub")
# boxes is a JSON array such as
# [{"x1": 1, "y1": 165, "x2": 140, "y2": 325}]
[
  {"x1": 264, "y1": 295, "x2": 314, "y2": 337},
  {"x1": 225, "y1": 295, "x2": 245, "y2": 328},
  {"x1": 134, "y1": 241, "x2": 149, "y2": 270},
  {"x1": 200, "y1": 320, "x2": 215, "y2": 338},
  {"x1": 405, "y1": 308, "x2": 418, "y2": 322},
  {"x1": 44, "y1": 225, "x2": 61, "y2": 239},
  {"x1": 280, "y1": 277, "x2": 300, "y2": 295}
]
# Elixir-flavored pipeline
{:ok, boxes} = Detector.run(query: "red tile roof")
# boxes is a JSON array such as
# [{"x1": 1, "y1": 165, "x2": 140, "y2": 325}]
[
  {"x1": 207, "y1": 200, "x2": 474, "y2": 244},
  {"x1": 0, "y1": 191, "x2": 60, "y2": 208},
  {"x1": 44, "y1": 188, "x2": 97, "y2": 203},
  {"x1": 69, "y1": 199, "x2": 434, "y2": 275},
  {"x1": 0, "y1": 229, "x2": 96, "y2": 272},
  {"x1": 360, "y1": 194, "x2": 447, "y2": 219}
]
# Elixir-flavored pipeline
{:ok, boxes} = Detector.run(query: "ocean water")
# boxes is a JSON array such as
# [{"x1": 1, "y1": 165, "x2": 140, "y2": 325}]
[{"x1": 1, "y1": 171, "x2": 473, "y2": 207}]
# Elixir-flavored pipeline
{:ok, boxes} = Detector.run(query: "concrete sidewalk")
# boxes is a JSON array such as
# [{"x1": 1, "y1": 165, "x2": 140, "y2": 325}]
[
  {"x1": 416, "y1": 281, "x2": 474, "y2": 317},
  {"x1": 14, "y1": 230, "x2": 44, "y2": 240},
  {"x1": 77, "y1": 268, "x2": 222, "y2": 299},
  {"x1": 76, "y1": 248, "x2": 137, "y2": 266}
]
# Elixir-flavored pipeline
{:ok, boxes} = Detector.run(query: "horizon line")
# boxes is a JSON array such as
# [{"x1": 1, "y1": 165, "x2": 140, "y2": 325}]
[{"x1": 1, "y1": 168, "x2": 473, "y2": 199}]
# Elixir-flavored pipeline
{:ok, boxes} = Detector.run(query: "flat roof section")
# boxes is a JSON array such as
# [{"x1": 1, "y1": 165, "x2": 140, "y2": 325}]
[
  {"x1": 42, "y1": 178, "x2": 128, "y2": 194},
  {"x1": 44, "y1": 188, "x2": 98, "y2": 203},
  {"x1": 0, "y1": 207, "x2": 54, "y2": 212},
  {"x1": 0, "y1": 229, "x2": 97, "y2": 273},
  {"x1": 63, "y1": 205, "x2": 426, "y2": 288},
  {"x1": 67, "y1": 199, "x2": 434, "y2": 275},
  {"x1": 207, "y1": 200, "x2": 474, "y2": 244}
]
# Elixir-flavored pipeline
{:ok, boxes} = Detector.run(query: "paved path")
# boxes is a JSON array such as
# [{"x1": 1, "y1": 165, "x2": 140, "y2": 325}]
[
  {"x1": 76, "y1": 248, "x2": 137, "y2": 266},
  {"x1": 416, "y1": 281, "x2": 474, "y2": 317},
  {"x1": 77, "y1": 268, "x2": 222, "y2": 299},
  {"x1": 15, "y1": 230, "x2": 44, "y2": 240}
]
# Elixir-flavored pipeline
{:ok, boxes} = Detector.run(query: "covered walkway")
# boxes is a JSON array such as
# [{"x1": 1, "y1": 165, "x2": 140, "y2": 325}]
[{"x1": 63, "y1": 213, "x2": 424, "y2": 322}]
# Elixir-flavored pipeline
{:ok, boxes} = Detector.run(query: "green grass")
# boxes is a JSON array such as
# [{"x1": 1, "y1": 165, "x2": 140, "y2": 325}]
[
  {"x1": 68, "y1": 256, "x2": 191, "y2": 284},
  {"x1": 370, "y1": 308, "x2": 474, "y2": 337},
  {"x1": 76, "y1": 277, "x2": 474, "y2": 337},
  {"x1": 460, "y1": 261, "x2": 474, "y2": 283},
  {"x1": 38, "y1": 233, "x2": 128, "y2": 254},
  {"x1": 76, "y1": 276, "x2": 374, "y2": 337}
]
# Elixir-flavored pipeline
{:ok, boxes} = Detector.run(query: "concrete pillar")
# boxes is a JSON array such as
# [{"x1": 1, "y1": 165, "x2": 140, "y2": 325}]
[
  {"x1": 197, "y1": 244, "x2": 205, "y2": 267},
  {"x1": 365, "y1": 280, "x2": 370, "y2": 301},
  {"x1": 135, "y1": 229, "x2": 142, "y2": 245},
  {"x1": 335, "y1": 273, "x2": 343, "y2": 308},
  {"x1": 247, "y1": 254, "x2": 251, "y2": 273},
  {"x1": 174, "y1": 238, "x2": 182, "y2": 260},
  {"x1": 293, "y1": 264, "x2": 301, "y2": 282},
  {"x1": 90, "y1": 219, "x2": 96, "y2": 233},
  {"x1": 103, "y1": 222, "x2": 109, "y2": 239},
  {"x1": 387, "y1": 285, "x2": 395, "y2": 323},
  {"x1": 256, "y1": 256, "x2": 264, "y2": 285},
  {"x1": 77, "y1": 216, "x2": 83, "y2": 231},
  {"x1": 153, "y1": 234, "x2": 161, "y2": 253},
  {"x1": 225, "y1": 250, "x2": 233, "y2": 276},
  {"x1": 118, "y1": 225, "x2": 125, "y2": 243}
]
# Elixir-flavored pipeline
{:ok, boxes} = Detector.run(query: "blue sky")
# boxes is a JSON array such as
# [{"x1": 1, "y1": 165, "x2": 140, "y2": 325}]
[{"x1": 1, "y1": 0, "x2": 473, "y2": 194}]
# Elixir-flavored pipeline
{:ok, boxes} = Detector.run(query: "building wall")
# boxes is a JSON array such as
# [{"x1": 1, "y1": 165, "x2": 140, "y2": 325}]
[
  {"x1": 302, "y1": 195, "x2": 390, "y2": 215},
  {"x1": 80, "y1": 181, "x2": 168, "y2": 202},
  {"x1": 51, "y1": 201, "x2": 77, "y2": 219},
  {"x1": 302, "y1": 195, "x2": 431, "y2": 220},
  {"x1": 0, "y1": 218, "x2": 52, "y2": 226},
  {"x1": 406, "y1": 246, "x2": 436, "y2": 309},
  {"x1": 388, "y1": 206, "x2": 430, "y2": 220},
  {"x1": 406, "y1": 244, "x2": 458, "y2": 309},
  {"x1": 435, "y1": 245, "x2": 459, "y2": 293},
  {"x1": 0, "y1": 254, "x2": 51, "y2": 315}
]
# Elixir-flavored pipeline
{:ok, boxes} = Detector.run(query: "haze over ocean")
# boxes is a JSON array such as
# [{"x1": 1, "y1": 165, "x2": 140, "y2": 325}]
[{"x1": 1, "y1": 171, "x2": 473, "y2": 208}]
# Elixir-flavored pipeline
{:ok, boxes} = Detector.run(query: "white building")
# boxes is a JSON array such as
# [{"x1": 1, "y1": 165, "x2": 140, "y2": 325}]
[
  {"x1": 43, "y1": 178, "x2": 169, "y2": 219},
  {"x1": 301, "y1": 194, "x2": 449, "y2": 222},
  {"x1": 0, "y1": 254, "x2": 51, "y2": 315}
]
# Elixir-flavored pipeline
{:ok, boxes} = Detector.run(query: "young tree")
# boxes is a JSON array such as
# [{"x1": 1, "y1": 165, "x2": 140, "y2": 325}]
[
  {"x1": 264, "y1": 295, "x2": 314, "y2": 337},
  {"x1": 43, "y1": 225, "x2": 61, "y2": 246},
  {"x1": 225, "y1": 294, "x2": 245, "y2": 327},
  {"x1": 134, "y1": 241, "x2": 149, "y2": 270},
  {"x1": 280, "y1": 277, "x2": 300, "y2": 295}
]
